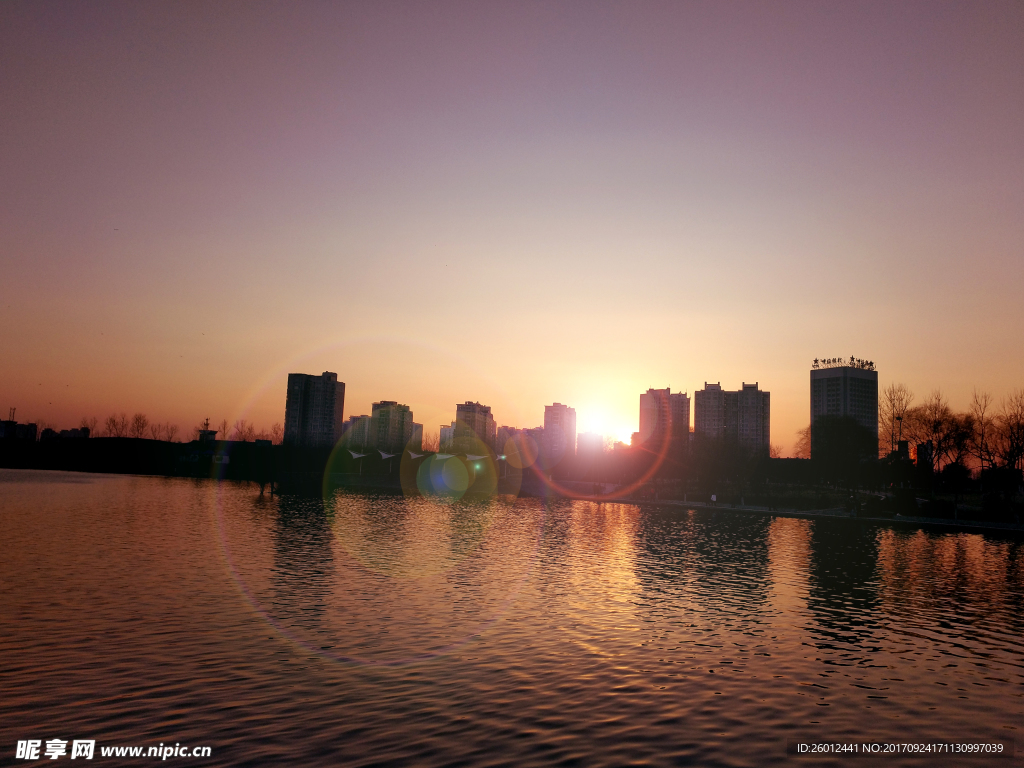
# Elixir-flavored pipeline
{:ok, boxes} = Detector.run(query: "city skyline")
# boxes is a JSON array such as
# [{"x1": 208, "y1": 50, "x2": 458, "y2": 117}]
[
  {"x1": 3, "y1": 5, "x2": 1022, "y2": 766},
  {"x1": 8, "y1": 354, "x2": 1024, "y2": 459},
  {"x1": 2, "y1": 2, "x2": 1022, "y2": 456}
]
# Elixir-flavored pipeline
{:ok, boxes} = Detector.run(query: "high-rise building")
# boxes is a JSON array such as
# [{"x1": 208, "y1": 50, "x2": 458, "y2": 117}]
[
  {"x1": 439, "y1": 421, "x2": 457, "y2": 451},
  {"x1": 810, "y1": 357, "x2": 878, "y2": 456},
  {"x1": 694, "y1": 383, "x2": 726, "y2": 438},
  {"x1": 694, "y1": 382, "x2": 770, "y2": 452},
  {"x1": 522, "y1": 426, "x2": 545, "y2": 461},
  {"x1": 369, "y1": 401, "x2": 421, "y2": 453},
  {"x1": 454, "y1": 401, "x2": 496, "y2": 452},
  {"x1": 495, "y1": 425, "x2": 520, "y2": 455},
  {"x1": 342, "y1": 414, "x2": 371, "y2": 448},
  {"x1": 543, "y1": 403, "x2": 577, "y2": 461},
  {"x1": 283, "y1": 371, "x2": 345, "y2": 447},
  {"x1": 638, "y1": 388, "x2": 690, "y2": 445},
  {"x1": 734, "y1": 383, "x2": 770, "y2": 450}
]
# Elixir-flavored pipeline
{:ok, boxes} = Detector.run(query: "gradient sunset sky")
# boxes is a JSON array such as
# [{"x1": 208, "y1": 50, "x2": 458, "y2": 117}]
[{"x1": 2, "y1": 1, "x2": 1022, "y2": 452}]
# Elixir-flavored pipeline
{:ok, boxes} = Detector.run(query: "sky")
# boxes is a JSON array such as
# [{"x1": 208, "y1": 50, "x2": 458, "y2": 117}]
[{"x1": 2, "y1": 0, "x2": 1022, "y2": 452}]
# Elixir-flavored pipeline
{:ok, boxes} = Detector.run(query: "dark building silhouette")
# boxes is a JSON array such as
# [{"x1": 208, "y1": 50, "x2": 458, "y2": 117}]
[
  {"x1": 342, "y1": 414, "x2": 371, "y2": 449},
  {"x1": 495, "y1": 424, "x2": 520, "y2": 455},
  {"x1": 283, "y1": 371, "x2": 345, "y2": 448},
  {"x1": 638, "y1": 388, "x2": 689, "y2": 445},
  {"x1": 454, "y1": 401, "x2": 496, "y2": 452},
  {"x1": 543, "y1": 402, "x2": 576, "y2": 461},
  {"x1": 369, "y1": 400, "x2": 422, "y2": 453},
  {"x1": 694, "y1": 382, "x2": 770, "y2": 452},
  {"x1": 810, "y1": 358, "x2": 877, "y2": 458},
  {"x1": 0, "y1": 420, "x2": 37, "y2": 441}
]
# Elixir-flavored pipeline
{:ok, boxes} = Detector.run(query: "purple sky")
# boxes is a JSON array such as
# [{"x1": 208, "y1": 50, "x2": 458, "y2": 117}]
[{"x1": 2, "y1": 1, "x2": 1022, "y2": 449}]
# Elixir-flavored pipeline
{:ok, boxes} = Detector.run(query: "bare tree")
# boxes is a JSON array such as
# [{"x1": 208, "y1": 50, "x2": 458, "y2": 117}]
[
  {"x1": 878, "y1": 383, "x2": 914, "y2": 456},
  {"x1": 421, "y1": 430, "x2": 440, "y2": 452},
  {"x1": 793, "y1": 425, "x2": 811, "y2": 459},
  {"x1": 231, "y1": 419, "x2": 256, "y2": 442},
  {"x1": 969, "y1": 390, "x2": 997, "y2": 472},
  {"x1": 903, "y1": 391, "x2": 955, "y2": 471},
  {"x1": 250, "y1": 423, "x2": 281, "y2": 443},
  {"x1": 903, "y1": 391, "x2": 982, "y2": 472},
  {"x1": 149, "y1": 422, "x2": 163, "y2": 440},
  {"x1": 217, "y1": 419, "x2": 229, "y2": 439},
  {"x1": 80, "y1": 416, "x2": 98, "y2": 436},
  {"x1": 769, "y1": 443, "x2": 782, "y2": 459},
  {"x1": 130, "y1": 413, "x2": 149, "y2": 439},
  {"x1": 105, "y1": 413, "x2": 129, "y2": 437},
  {"x1": 165, "y1": 423, "x2": 179, "y2": 442},
  {"x1": 270, "y1": 423, "x2": 283, "y2": 445},
  {"x1": 996, "y1": 389, "x2": 1024, "y2": 471},
  {"x1": 945, "y1": 412, "x2": 975, "y2": 468}
]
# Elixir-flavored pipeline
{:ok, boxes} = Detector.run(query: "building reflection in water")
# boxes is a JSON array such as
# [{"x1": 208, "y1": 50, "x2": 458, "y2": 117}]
[
  {"x1": 566, "y1": 500, "x2": 641, "y2": 610},
  {"x1": 268, "y1": 495, "x2": 336, "y2": 645},
  {"x1": 265, "y1": 492, "x2": 538, "y2": 665},
  {"x1": 533, "y1": 500, "x2": 644, "y2": 663},
  {"x1": 766, "y1": 516, "x2": 812, "y2": 619},
  {"x1": 875, "y1": 530, "x2": 1024, "y2": 657},
  {"x1": 325, "y1": 492, "x2": 511, "y2": 579},
  {"x1": 803, "y1": 519, "x2": 882, "y2": 660},
  {"x1": 633, "y1": 509, "x2": 773, "y2": 624}
]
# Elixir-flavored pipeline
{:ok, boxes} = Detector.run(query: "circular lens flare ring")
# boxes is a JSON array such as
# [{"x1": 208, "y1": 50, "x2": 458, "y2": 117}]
[
  {"x1": 529, "y1": 423, "x2": 676, "y2": 502},
  {"x1": 212, "y1": 480, "x2": 544, "y2": 667}
]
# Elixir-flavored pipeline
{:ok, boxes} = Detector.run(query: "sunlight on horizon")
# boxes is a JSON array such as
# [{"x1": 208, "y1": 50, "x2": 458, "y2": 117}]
[{"x1": 575, "y1": 407, "x2": 635, "y2": 447}]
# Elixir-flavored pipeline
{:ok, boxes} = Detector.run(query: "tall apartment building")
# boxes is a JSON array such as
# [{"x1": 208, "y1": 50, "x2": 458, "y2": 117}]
[
  {"x1": 440, "y1": 421, "x2": 457, "y2": 451},
  {"x1": 342, "y1": 414, "x2": 371, "y2": 448},
  {"x1": 522, "y1": 426, "x2": 545, "y2": 461},
  {"x1": 496, "y1": 425, "x2": 520, "y2": 455},
  {"x1": 454, "y1": 401, "x2": 496, "y2": 451},
  {"x1": 369, "y1": 401, "x2": 421, "y2": 453},
  {"x1": 695, "y1": 383, "x2": 726, "y2": 439},
  {"x1": 638, "y1": 388, "x2": 690, "y2": 445},
  {"x1": 283, "y1": 371, "x2": 345, "y2": 447},
  {"x1": 694, "y1": 382, "x2": 770, "y2": 452},
  {"x1": 735, "y1": 383, "x2": 770, "y2": 450},
  {"x1": 810, "y1": 358, "x2": 878, "y2": 456},
  {"x1": 543, "y1": 403, "x2": 577, "y2": 461}
]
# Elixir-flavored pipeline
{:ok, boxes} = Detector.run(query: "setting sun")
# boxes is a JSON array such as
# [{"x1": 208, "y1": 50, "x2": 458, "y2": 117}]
[{"x1": 575, "y1": 407, "x2": 635, "y2": 447}]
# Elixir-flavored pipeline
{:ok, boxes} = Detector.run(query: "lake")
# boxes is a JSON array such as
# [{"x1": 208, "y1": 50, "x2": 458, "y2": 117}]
[{"x1": 1, "y1": 469, "x2": 1021, "y2": 766}]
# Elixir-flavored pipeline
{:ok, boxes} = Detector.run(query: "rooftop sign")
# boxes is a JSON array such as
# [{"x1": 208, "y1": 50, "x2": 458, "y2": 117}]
[{"x1": 812, "y1": 357, "x2": 875, "y2": 371}]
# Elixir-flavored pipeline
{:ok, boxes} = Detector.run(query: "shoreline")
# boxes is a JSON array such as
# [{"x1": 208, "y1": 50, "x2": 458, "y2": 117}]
[
  {"x1": 3, "y1": 465, "x2": 1022, "y2": 537},
  {"x1": 640, "y1": 498, "x2": 1024, "y2": 537}
]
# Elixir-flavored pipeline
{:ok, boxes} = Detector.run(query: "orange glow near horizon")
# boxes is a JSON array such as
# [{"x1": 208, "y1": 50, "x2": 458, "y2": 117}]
[
  {"x1": 1, "y1": 4, "x2": 1022, "y2": 455},
  {"x1": 575, "y1": 407, "x2": 634, "y2": 447}
]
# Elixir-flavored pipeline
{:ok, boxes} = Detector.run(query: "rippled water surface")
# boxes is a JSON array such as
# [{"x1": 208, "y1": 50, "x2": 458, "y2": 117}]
[{"x1": 2, "y1": 470, "x2": 1023, "y2": 766}]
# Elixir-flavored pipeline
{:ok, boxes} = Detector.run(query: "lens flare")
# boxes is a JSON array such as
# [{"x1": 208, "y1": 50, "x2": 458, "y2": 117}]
[{"x1": 214, "y1": 483, "x2": 547, "y2": 667}]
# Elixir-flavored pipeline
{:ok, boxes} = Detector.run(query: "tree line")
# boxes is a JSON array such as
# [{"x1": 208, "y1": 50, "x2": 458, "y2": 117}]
[
  {"x1": 790, "y1": 385, "x2": 1024, "y2": 475},
  {"x1": 878, "y1": 385, "x2": 1024, "y2": 474},
  {"x1": 85, "y1": 413, "x2": 283, "y2": 444}
]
